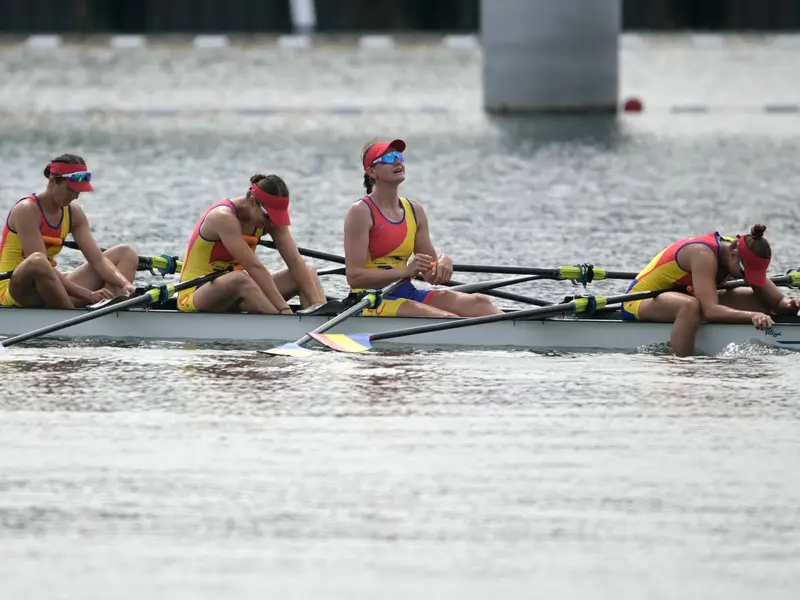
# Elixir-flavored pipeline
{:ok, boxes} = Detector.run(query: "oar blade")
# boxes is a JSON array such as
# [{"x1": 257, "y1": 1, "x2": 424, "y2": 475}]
[
  {"x1": 309, "y1": 332, "x2": 373, "y2": 353},
  {"x1": 258, "y1": 343, "x2": 316, "y2": 357}
]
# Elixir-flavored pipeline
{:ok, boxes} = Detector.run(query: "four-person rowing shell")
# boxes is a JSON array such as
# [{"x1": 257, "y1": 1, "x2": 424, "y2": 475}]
[{"x1": 1, "y1": 150, "x2": 798, "y2": 357}]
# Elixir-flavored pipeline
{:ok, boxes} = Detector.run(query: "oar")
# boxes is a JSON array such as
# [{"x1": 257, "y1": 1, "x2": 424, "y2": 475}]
[
  {"x1": 48, "y1": 237, "x2": 184, "y2": 276},
  {"x1": 307, "y1": 288, "x2": 675, "y2": 353},
  {"x1": 258, "y1": 279, "x2": 408, "y2": 357},
  {"x1": 444, "y1": 274, "x2": 545, "y2": 294},
  {"x1": 255, "y1": 239, "x2": 551, "y2": 306},
  {"x1": 450, "y1": 263, "x2": 637, "y2": 281},
  {"x1": 309, "y1": 270, "x2": 800, "y2": 354},
  {"x1": 0, "y1": 269, "x2": 231, "y2": 354}
]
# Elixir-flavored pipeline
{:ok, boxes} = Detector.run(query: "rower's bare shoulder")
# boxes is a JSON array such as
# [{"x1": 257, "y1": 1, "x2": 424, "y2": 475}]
[
  {"x1": 67, "y1": 202, "x2": 87, "y2": 219},
  {"x1": 8, "y1": 197, "x2": 39, "y2": 223},
  {"x1": 346, "y1": 199, "x2": 371, "y2": 221},
  {"x1": 405, "y1": 198, "x2": 429, "y2": 223},
  {"x1": 204, "y1": 204, "x2": 237, "y2": 224},
  {"x1": 680, "y1": 242, "x2": 717, "y2": 272}
]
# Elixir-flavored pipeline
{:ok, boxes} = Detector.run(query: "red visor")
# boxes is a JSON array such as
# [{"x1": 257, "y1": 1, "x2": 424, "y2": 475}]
[
  {"x1": 737, "y1": 235, "x2": 770, "y2": 287},
  {"x1": 250, "y1": 184, "x2": 291, "y2": 226},
  {"x1": 48, "y1": 162, "x2": 94, "y2": 193},
  {"x1": 363, "y1": 138, "x2": 406, "y2": 170}
]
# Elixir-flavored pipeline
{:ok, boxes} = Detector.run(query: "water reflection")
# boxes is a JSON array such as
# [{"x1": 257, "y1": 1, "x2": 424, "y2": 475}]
[{"x1": 488, "y1": 114, "x2": 626, "y2": 150}]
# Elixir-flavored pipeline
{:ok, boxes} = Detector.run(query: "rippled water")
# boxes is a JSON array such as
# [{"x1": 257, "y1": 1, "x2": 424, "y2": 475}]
[{"x1": 1, "y1": 35, "x2": 800, "y2": 599}]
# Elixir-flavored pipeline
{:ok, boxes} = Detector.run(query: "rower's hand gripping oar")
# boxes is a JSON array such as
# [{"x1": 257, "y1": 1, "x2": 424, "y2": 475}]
[
  {"x1": 0, "y1": 269, "x2": 231, "y2": 354},
  {"x1": 258, "y1": 279, "x2": 408, "y2": 357}
]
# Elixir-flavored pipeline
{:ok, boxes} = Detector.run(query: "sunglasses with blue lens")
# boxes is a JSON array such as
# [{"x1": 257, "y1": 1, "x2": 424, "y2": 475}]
[
  {"x1": 59, "y1": 171, "x2": 92, "y2": 182},
  {"x1": 372, "y1": 151, "x2": 404, "y2": 165}
]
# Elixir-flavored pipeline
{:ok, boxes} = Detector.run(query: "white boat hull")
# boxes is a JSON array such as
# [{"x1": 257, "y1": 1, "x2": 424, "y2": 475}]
[{"x1": 1, "y1": 306, "x2": 799, "y2": 354}]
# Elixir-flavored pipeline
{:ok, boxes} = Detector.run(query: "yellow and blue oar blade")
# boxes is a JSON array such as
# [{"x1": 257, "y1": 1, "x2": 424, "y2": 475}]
[
  {"x1": 259, "y1": 342, "x2": 316, "y2": 357},
  {"x1": 309, "y1": 332, "x2": 374, "y2": 353},
  {"x1": 257, "y1": 279, "x2": 408, "y2": 358}
]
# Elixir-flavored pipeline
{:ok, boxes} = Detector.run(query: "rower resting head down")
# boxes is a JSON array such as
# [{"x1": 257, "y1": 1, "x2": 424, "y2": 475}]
[
  {"x1": 622, "y1": 224, "x2": 800, "y2": 357},
  {"x1": 343, "y1": 138, "x2": 502, "y2": 319},
  {"x1": 0, "y1": 153, "x2": 138, "y2": 309},
  {"x1": 176, "y1": 173, "x2": 326, "y2": 314}
]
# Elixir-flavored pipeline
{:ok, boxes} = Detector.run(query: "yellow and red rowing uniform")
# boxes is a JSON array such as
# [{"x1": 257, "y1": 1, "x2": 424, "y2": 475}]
[
  {"x1": 177, "y1": 199, "x2": 264, "y2": 312},
  {"x1": 352, "y1": 195, "x2": 442, "y2": 317},
  {"x1": 622, "y1": 232, "x2": 733, "y2": 320},
  {"x1": 0, "y1": 194, "x2": 71, "y2": 308}
]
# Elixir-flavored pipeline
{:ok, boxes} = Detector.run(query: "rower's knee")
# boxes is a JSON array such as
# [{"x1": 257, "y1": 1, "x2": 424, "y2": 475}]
[
  {"x1": 26, "y1": 252, "x2": 55, "y2": 275},
  {"x1": 107, "y1": 244, "x2": 137, "y2": 267},
  {"x1": 307, "y1": 263, "x2": 318, "y2": 277},
  {"x1": 472, "y1": 293, "x2": 496, "y2": 310},
  {"x1": 229, "y1": 271, "x2": 258, "y2": 294},
  {"x1": 677, "y1": 295, "x2": 702, "y2": 325}
]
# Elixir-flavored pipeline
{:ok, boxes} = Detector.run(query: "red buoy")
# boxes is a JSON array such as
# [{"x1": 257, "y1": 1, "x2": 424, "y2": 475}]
[{"x1": 623, "y1": 97, "x2": 643, "y2": 112}]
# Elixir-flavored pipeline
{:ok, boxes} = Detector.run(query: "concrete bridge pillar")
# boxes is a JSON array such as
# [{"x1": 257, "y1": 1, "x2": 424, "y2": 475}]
[{"x1": 481, "y1": 0, "x2": 620, "y2": 113}]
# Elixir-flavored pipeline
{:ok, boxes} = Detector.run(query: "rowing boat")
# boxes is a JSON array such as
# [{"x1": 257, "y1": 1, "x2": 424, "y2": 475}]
[{"x1": 1, "y1": 301, "x2": 798, "y2": 354}]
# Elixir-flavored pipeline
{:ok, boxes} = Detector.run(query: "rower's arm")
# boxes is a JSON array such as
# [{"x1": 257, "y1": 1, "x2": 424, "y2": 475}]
[
  {"x1": 70, "y1": 205, "x2": 133, "y2": 291},
  {"x1": 753, "y1": 280, "x2": 793, "y2": 313},
  {"x1": 14, "y1": 200, "x2": 50, "y2": 259},
  {"x1": 410, "y1": 199, "x2": 452, "y2": 284},
  {"x1": 269, "y1": 225, "x2": 325, "y2": 304},
  {"x1": 213, "y1": 212, "x2": 290, "y2": 312},
  {"x1": 344, "y1": 201, "x2": 407, "y2": 288},
  {"x1": 687, "y1": 246, "x2": 760, "y2": 323}
]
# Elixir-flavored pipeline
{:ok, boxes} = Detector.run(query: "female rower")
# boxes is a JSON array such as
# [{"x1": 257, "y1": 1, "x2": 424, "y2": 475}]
[
  {"x1": 622, "y1": 224, "x2": 800, "y2": 356},
  {"x1": 177, "y1": 173, "x2": 326, "y2": 314},
  {"x1": 0, "y1": 153, "x2": 137, "y2": 309},
  {"x1": 343, "y1": 138, "x2": 502, "y2": 318}
]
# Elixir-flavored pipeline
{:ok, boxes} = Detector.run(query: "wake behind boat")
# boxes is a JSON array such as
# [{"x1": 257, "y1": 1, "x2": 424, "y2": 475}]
[{"x1": 0, "y1": 300, "x2": 798, "y2": 355}]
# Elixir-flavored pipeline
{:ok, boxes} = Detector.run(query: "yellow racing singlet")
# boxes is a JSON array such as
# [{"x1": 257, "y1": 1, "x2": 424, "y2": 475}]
[
  {"x1": 0, "y1": 194, "x2": 71, "y2": 307},
  {"x1": 351, "y1": 195, "x2": 444, "y2": 317},
  {"x1": 351, "y1": 195, "x2": 417, "y2": 293},
  {"x1": 177, "y1": 200, "x2": 263, "y2": 312}
]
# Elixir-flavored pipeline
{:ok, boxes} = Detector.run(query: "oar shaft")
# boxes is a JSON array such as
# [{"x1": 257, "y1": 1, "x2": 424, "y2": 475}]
[
  {"x1": 441, "y1": 278, "x2": 551, "y2": 306},
  {"x1": 258, "y1": 239, "x2": 553, "y2": 306},
  {"x1": 444, "y1": 275, "x2": 544, "y2": 294},
  {"x1": 258, "y1": 239, "x2": 345, "y2": 265},
  {"x1": 451, "y1": 263, "x2": 638, "y2": 280},
  {"x1": 0, "y1": 292, "x2": 156, "y2": 348},
  {"x1": 369, "y1": 289, "x2": 668, "y2": 343},
  {"x1": 0, "y1": 269, "x2": 230, "y2": 349}
]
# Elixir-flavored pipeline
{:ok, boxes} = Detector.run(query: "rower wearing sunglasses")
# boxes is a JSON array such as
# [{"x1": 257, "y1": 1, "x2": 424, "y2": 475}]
[
  {"x1": 0, "y1": 154, "x2": 137, "y2": 309},
  {"x1": 343, "y1": 138, "x2": 502, "y2": 318},
  {"x1": 622, "y1": 224, "x2": 800, "y2": 356},
  {"x1": 177, "y1": 173, "x2": 326, "y2": 314}
]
